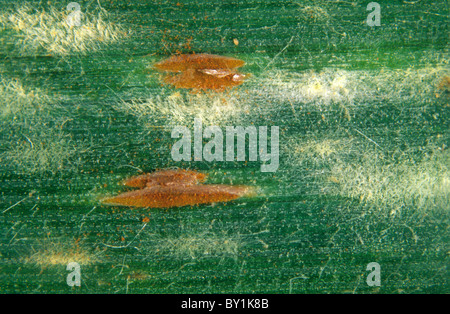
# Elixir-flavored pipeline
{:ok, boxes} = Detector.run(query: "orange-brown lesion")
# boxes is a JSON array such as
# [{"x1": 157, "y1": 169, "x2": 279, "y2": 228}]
[
  {"x1": 121, "y1": 169, "x2": 207, "y2": 188},
  {"x1": 154, "y1": 54, "x2": 245, "y2": 72},
  {"x1": 154, "y1": 53, "x2": 248, "y2": 92},
  {"x1": 437, "y1": 76, "x2": 450, "y2": 91},
  {"x1": 102, "y1": 169, "x2": 255, "y2": 208}
]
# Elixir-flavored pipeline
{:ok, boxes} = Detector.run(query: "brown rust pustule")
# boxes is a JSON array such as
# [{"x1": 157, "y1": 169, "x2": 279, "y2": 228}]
[
  {"x1": 102, "y1": 168, "x2": 256, "y2": 208},
  {"x1": 102, "y1": 184, "x2": 254, "y2": 208},
  {"x1": 121, "y1": 169, "x2": 206, "y2": 188},
  {"x1": 154, "y1": 54, "x2": 245, "y2": 72},
  {"x1": 163, "y1": 68, "x2": 246, "y2": 92},
  {"x1": 153, "y1": 53, "x2": 248, "y2": 92}
]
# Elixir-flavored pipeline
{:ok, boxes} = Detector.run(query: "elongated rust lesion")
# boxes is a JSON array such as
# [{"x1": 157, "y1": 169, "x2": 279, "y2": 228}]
[
  {"x1": 154, "y1": 54, "x2": 245, "y2": 72},
  {"x1": 121, "y1": 169, "x2": 206, "y2": 188},
  {"x1": 102, "y1": 169, "x2": 255, "y2": 208},
  {"x1": 154, "y1": 53, "x2": 248, "y2": 92}
]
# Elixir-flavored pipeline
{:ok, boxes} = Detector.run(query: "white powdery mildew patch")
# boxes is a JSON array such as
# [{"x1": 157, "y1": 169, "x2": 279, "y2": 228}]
[
  {"x1": 330, "y1": 149, "x2": 450, "y2": 215},
  {"x1": 0, "y1": 77, "x2": 80, "y2": 175},
  {"x1": 256, "y1": 66, "x2": 448, "y2": 110},
  {"x1": 283, "y1": 136, "x2": 354, "y2": 166},
  {"x1": 257, "y1": 69, "x2": 357, "y2": 108},
  {"x1": 4, "y1": 127, "x2": 78, "y2": 175},
  {"x1": 0, "y1": 5, "x2": 127, "y2": 55},
  {"x1": 120, "y1": 92, "x2": 251, "y2": 128},
  {"x1": 23, "y1": 239, "x2": 101, "y2": 267},
  {"x1": 155, "y1": 234, "x2": 241, "y2": 259},
  {"x1": 282, "y1": 133, "x2": 449, "y2": 215},
  {"x1": 0, "y1": 78, "x2": 52, "y2": 118}
]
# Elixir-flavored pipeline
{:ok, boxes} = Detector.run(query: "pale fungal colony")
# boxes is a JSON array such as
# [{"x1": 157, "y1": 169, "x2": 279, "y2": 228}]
[
  {"x1": 0, "y1": 5, "x2": 127, "y2": 55},
  {"x1": 118, "y1": 92, "x2": 251, "y2": 128},
  {"x1": 23, "y1": 240, "x2": 102, "y2": 267},
  {"x1": 152, "y1": 233, "x2": 241, "y2": 259},
  {"x1": 258, "y1": 66, "x2": 448, "y2": 112},
  {"x1": 0, "y1": 77, "x2": 79, "y2": 174}
]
